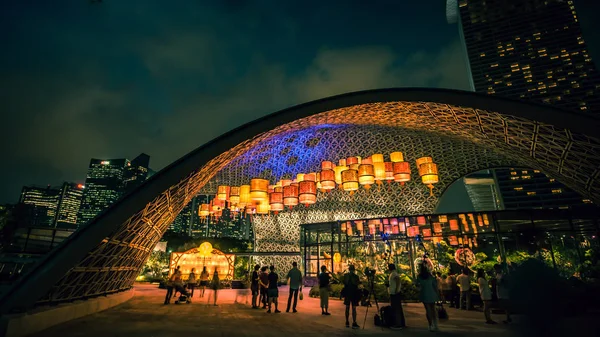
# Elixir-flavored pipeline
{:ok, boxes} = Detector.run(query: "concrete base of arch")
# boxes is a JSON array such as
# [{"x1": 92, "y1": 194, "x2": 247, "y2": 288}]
[{"x1": 0, "y1": 288, "x2": 134, "y2": 337}]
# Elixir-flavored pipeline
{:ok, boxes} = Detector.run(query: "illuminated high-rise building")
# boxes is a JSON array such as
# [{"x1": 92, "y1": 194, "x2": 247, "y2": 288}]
[
  {"x1": 448, "y1": 0, "x2": 600, "y2": 113},
  {"x1": 463, "y1": 170, "x2": 503, "y2": 211},
  {"x1": 18, "y1": 185, "x2": 60, "y2": 227},
  {"x1": 54, "y1": 183, "x2": 85, "y2": 229},
  {"x1": 123, "y1": 153, "x2": 150, "y2": 194},
  {"x1": 77, "y1": 158, "x2": 128, "y2": 226}
]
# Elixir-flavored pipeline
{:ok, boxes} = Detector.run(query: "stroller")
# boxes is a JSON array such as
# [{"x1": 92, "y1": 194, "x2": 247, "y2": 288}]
[{"x1": 174, "y1": 284, "x2": 192, "y2": 304}]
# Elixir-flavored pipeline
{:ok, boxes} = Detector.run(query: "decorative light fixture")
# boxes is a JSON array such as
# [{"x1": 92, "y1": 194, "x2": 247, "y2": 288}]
[
  {"x1": 384, "y1": 162, "x2": 394, "y2": 182},
  {"x1": 256, "y1": 200, "x2": 270, "y2": 214},
  {"x1": 419, "y1": 162, "x2": 439, "y2": 196},
  {"x1": 229, "y1": 186, "x2": 240, "y2": 206},
  {"x1": 358, "y1": 157, "x2": 375, "y2": 190},
  {"x1": 217, "y1": 185, "x2": 230, "y2": 201},
  {"x1": 239, "y1": 185, "x2": 251, "y2": 208},
  {"x1": 269, "y1": 186, "x2": 284, "y2": 213},
  {"x1": 320, "y1": 167, "x2": 336, "y2": 191},
  {"x1": 334, "y1": 161, "x2": 348, "y2": 189},
  {"x1": 390, "y1": 152, "x2": 404, "y2": 162},
  {"x1": 341, "y1": 168, "x2": 359, "y2": 194},
  {"x1": 283, "y1": 183, "x2": 299, "y2": 209},
  {"x1": 449, "y1": 219, "x2": 459, "y2": 231},
  {"x1": 250, "y1": 178, "x2": 269, "y2": 201},
  {"x1": 333, "y1": 252, "x2": 341, "y2": 263},
  {"x1": 393, "y1": 161, "x2": 411, "y2": 183},
  {"x1": 299, "y1": 179, "x2": 317, "y2": 206},
  {"x1": 199, "y1": 204, "x2": 210, "y2": 217},
  {"x1": 198, "y1": 242, "x2": 213, "y2": 257}
]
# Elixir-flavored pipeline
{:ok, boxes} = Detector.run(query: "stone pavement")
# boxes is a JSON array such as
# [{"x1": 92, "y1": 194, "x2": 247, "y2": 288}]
[{"x1": 27, "y1": 283, "x2": 593, "y2": 337}]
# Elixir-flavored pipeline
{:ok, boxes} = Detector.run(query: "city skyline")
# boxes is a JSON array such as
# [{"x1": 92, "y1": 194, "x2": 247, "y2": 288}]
[{"x1": 2, "y1": 0, "x2": 600, "y2": 204}]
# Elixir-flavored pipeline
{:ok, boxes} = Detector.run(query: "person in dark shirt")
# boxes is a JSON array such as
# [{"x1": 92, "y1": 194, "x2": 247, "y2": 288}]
[
  {"x1": 343, "y1": 265, "x2": 361, "y2": 329},
  {"x1": 267, "y1": 265, "x2": 281, "y2": 313},
  {"x1": 251, "y1": 264, "x2": 260, "y2": 309},
  {"x1": 318, "y1": 265, "x2": 331, "y2": 315},
  {"x1": 259, "y1": 266, "x2": 269, "y2": 308}
]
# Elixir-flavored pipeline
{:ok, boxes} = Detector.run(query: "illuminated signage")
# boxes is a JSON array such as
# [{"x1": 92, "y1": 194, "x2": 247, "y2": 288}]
[{"x1": 101, "y1": 161, "x2": 110, "y2": 165}]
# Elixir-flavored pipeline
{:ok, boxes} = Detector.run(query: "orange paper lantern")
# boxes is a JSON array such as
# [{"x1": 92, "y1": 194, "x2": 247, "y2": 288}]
[
  {"x1": 299, "y1": 180, "x2": 317, "y2": 206},
  {"x1": 393, "y1": 161, "x2": 411, "y2": 183},
  {"x1": 283, "y1": 184, "x2": 299, "y2": 208}
]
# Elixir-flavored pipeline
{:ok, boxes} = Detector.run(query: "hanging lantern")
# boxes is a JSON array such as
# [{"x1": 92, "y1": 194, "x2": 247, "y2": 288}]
[
  {"x1": 333, "y1": 253, "x2": 342, "y2": 263},
  {"x1": 399, "y1": 221, "x2": 406, "y2": 233},
  {"x1": 341, "y1": 222, "x2": 347, "y2": 232},
  {"x1": 347, "y1": 157, "x2": 359, "y2": 165},
  {"x1": 296, "y1": 173, "x2": 305, "y2": 182},
  {"x1": 199, "y1": 203, "x2": 210, "y2": 217},
  {"x1": 239, "y1": 185, "x2": 251, "y2": 207},
  {"x1": 419, "y1": 162, "x2": 439, "y2": 196},
  {"x1": 304, "y1": 173, "x2": 316, "y2": 182},
  {"x1": 334, "y1": 163, "x2": 348, "y2": 188},
  {"x1": 417, "y1": 216, "x2": 426, "y2": 225},
  {"x1": 283, "y1": 184, "x2": 299, "y2": 208},
  {"x1": 299, "y1": 180, "x2": 317, "y2": 206},
  {"x1": 439, "y1": 215, "x2": 448, "y2": 223},
  {"x1": 212, "y1": 198, "x2": 224, "y2": 212},
  {"x1": 477, "y1": 215, "x2": 484, "y2": 227},
  {"x1": 341, "y1": 168, "x2": 359, "y2": 193},
  {"x1": 390, "y1": 152, "x2": 404, "y2": 162},
  {"x1": 198, "y1": 242, "x2": 213, "y2": 257},
  {"x1": 393, "y1": 161, "x2": 411, "y2": 183},
  {"x1": 433, "y1": 222, "x2": 442, "y2": 233},
  {"x1": 217, "y1": 185, "x2": 230, "y2": 201},
  {"x1": 269, "y1": 187, "x2": 284, "y2": 213},
  {"x1": 371, "y1": 153, "x2": 384, "y2": 163},
  {"x1": 384, "y1": 162, "x2": 394, "y2": 181},
  {"x1": 358, "y1": 162, "x2": 375, "y2": 189},
  {"x1": 322, "y1": 161, "x2": 334, "y2": 171},
  {"x1": 416, "y1": 156, "x2": 433, "y2": 167},
  {"x1": 281, "y1": 179, "x2": 292, "y2": 187},
  {"x1": 229, "y1": 186, "x2": 240, "y2": 206},
  {"x1": 449, "y1": 219, "x2": 459, "y2": 231},
  {"x1": 320, "y1": 169, "x2": 336, "y2": 191},
  {"x1": 250, "y1": 178, "x2": 269, "y2": 201},
  {"x1": 483, "y1": 214, "x2": 490, "y2": 226},
  {"x1": 256, "y1": 200, "x2": 270, "y2": 215}
]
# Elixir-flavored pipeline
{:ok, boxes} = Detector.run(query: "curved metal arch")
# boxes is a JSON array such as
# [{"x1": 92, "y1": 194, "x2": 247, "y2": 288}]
[{"x1": 2, "y1": 87, "x2": 600, "y2": 314}]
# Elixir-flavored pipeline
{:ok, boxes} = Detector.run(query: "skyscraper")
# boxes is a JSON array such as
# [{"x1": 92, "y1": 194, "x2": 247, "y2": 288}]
[
  {"x1": 77, "y1": 158, "x2": 128, "y2": 226},
  {"x1": 448, "y1": 0, "x2": 597, "y2": 209},
  {"x1": 18, "y1": 185, "x2": 60, "y2": 227},
  {"x1": 54, "y1": 182, "x2": 85, "y2": 229},
  {"x1": 449, "y1": 0, "x2": 600, "y2": 113},
  {"x1": 78, "y1": 154, "x2": 151, "y2": 226},
  {"x1": 463, "y1": 170, "x2": 503, "y2": 211}
]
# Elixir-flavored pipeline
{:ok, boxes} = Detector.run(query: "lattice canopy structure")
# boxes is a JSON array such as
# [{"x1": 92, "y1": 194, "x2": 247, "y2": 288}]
[{"x1": 1, "y1": 88, "x2": 599, "y2": 315}]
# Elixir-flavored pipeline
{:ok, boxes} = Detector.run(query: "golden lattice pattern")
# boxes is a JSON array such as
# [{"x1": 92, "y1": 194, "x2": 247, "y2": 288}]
[{"x1": 37, "y1": 101, "x2": 600, "y2": 304}]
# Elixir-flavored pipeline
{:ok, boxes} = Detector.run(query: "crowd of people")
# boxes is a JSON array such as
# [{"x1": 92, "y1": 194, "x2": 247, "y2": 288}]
[{"x1": 161, "y1": 260, "x2": 513, "y2": 332}]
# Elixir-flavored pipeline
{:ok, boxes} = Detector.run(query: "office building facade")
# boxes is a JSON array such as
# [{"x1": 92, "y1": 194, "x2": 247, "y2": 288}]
[
  {"x1": 451, "y1": 0, "x2": 600, "y2": 113},
  {"x1": 54, "y1": 183, "x2": 85, "y2": 229},
  {"x1": 18, "y1": 186, "x2": 60, "y2": 227}
]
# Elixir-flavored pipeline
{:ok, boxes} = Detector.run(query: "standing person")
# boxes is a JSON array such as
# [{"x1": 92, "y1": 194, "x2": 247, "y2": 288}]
[
  {"x1": 457, "y1": 268, "x2": 472, "y2": 310},
  {"x1": 318, "y1": 265, "x2": 331, "y2": 315},
  {"x1": 267, "y1": 265, "x2": 281, "y2": 313},
  {"x1": 250, "y1": 264, "x2": 261, "y2": 309},
  {"x1": 477, "y1": 269, "x2": 496, "y2": 324},
  {"x1": 199, "y1": 266, "x2": 210, "y2": 298},
  {"x1": 447, "y1": 272, "x2": 459, "y2": 308},
  {"x1": 342, "y1": 265, "x2": 361, "y2": 329},
  {"x1": 285, "y1": 262, "x2": 303, "y2": 313},
  {"x1": 164, "y1": 268, "x2": 180, "y2": 304},
  {"x1": 494, "y1": 264, "x2": 512, "y2": 324},
  {"x1": 417, "y1": 263, "x2": 440, "y2": 332},
  {"x1": 388, "y1": 263, "x2": 406, "y2": 330},
  {"x1": 210, "y1": 268, "x2": 220, "y2": 306},
  {"x1": 187, "y1": 268, "x2": 197, "y2": 298},
  {"x1": 259, "y1": 266, "x2": 269, "y2": 309},
  {"x1": 441, "y1": 274, "x2": 452, "y2": 304},
  {"x1": 435, "y1": 272, "x2": 444, "y2": 299}
]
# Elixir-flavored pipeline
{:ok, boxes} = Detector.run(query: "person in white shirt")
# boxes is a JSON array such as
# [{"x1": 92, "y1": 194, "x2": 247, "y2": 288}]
[
  {"x1": 477, "y1": 269, "x2": 496, "y2": 324},
  {"x1": 457, "y1": 268, "x2": 471, "y2": 310},
  {"x1": 387, "y1": 264, "x2": 406, "y2": 329}
]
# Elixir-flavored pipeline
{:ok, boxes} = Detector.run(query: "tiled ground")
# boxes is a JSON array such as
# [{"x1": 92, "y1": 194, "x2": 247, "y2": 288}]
[{"x1": 28, "y1": 283, "x2": 595, "y2": 337}]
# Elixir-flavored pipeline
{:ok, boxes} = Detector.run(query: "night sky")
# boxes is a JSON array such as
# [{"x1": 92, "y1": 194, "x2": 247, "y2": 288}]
[{"x1": 1, "y1": 0, "x2": 599, "y2": 204}]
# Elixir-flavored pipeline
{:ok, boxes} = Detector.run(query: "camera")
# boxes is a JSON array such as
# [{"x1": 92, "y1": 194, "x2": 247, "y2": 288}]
[{"x1": 364, "y1": 267, "x2": 376, "y2": 278}]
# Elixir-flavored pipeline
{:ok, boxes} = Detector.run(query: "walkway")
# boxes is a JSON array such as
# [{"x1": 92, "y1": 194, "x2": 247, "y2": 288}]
[{"x1": 28, "y1": 283, "x2": 589, "y2": 337}]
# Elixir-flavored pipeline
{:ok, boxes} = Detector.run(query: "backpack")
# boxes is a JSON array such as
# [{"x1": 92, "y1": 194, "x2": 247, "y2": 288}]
[{"x1": 379, "y1": 305, "x2": 395, "y2": 327}]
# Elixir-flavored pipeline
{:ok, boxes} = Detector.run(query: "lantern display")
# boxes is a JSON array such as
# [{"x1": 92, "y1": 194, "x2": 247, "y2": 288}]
[
  {"x1": 341, "y1": 169, "x2": 359, "y2": 192},
  {"x1": 393, "y1": 161, "x2": 411, "y2": 183},
  {"x1": 304, "y1": 173, "x2": 316, "y2": 182},
  {"x1": 417, "y1": 216, "x2": 426, "y2": 225},
  {"x1": 390, "y1": 152, "x2": 404, "y2": 162},
  {"x1": 373, "y1": 161, "x2": 386, "y2": 183},
  {"x1": 483, "y1": 214, "x2": 490, "y2": 225},
  {"x1": 422, "y1": 228, "x2": 432, "y2": 238},
  {"x1": 256, "y1": 200, "x2": 270, "y2": 215},
  {"x1": 341, "y1": 222, "x2": 347, "y2": 232},
  {"x1": 269, "y1": 187, "x2": 284, "y2": 212},
  {"x1": 355, "y1": 221, "x2": 364, "y2": 232},
  {"x1": 454, "y1": 248, "x2": 475, "y2": 266},
  {"x1": 320, "y1": 169, "x2": 336, "y2": 190},
  {"x1": 347, "y1": 157, "x2": 359, "y2": 165},
  {"x1": 416, "y1": 156, "x2": 433, "y2": 167},
  {"x1": 283, "y1": 184, "x2": 299, "y2": 208},
  {"x1": 296, "y1": 173, "x2": 305, "y2": 182},
  {"x1": 433, "y1": 222, "x2": 442, "y2": 233},
  {"x1": 448, "y1": 236, "x2": 459, "y2": 246},
  {"x1": 212, "y1": 198, "x2": 223, "y2": 212},
  {"x1": 399, "y1": 221, "x2": 406, "y2": 233},
  {"x1": 477, "y1": 215, "x2": 484, "y2": 227},
  {"x1": 333, "y1": 253, "x2": 342, "y2": 263},
  {"x1": 322, "y1": 160, "x2": 334, "y2": 170},
  {"x1": 281, "y1": 179, "x2": 292, "y2": 187},
  {"x1": 229, "y1": 186, "x2": 240, "y2": 206},
  {"x1": 358, "y1": 163, "x2": 375, "y2": 188},
  {"x1": 250, "y1": 178, "x2": 269, "y2": 201},
  {"x1": 439, "y1": 215, "x2": 448, "y2": 223},
  {"x1": 368, "y1": 224, "x2": 376, "y2": 235},
  {"x1": 198, "y1": 242, "x2": 213, "y2": 257},
  {"x1": 449, "y1": 219, "x2": 459, "y2": 231},
  {"x1": 384, "y1": 162, "x2": 394, "y2": 181},
  {"x1": 299, "y1": 180, "x2": 317, "y2": 206},
  {"x1": 199, "y1": 203, "x2": 210, "y2": 217},
  {"x1": 419, "y1": 162, "x2": 439, "y2": 196},
  {"x1": 392, "y1": 225, "x2": 399, "y2": 234},
  {"x1": 370, "y1": 153, "x2": 383, "y2": 163}
]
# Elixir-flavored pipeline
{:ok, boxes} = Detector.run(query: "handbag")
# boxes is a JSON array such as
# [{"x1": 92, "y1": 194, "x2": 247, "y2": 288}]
[
  {"x1": 437, "y1": 302, "x2": 449, "y2": 320},
  {"x1": 299, "y1": 287, "x2": 304, "y2": 300}
]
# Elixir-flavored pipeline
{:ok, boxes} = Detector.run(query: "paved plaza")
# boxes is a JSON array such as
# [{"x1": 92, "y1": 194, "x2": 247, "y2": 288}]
[{"x1": 24, "y1": 283, "x2": 561, "y2": 337}]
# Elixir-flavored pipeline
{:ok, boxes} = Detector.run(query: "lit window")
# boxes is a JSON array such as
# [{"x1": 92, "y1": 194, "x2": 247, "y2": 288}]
[
  {"x1": 552, "y1": 189, "x2": 563, "y2": 194},
  {"x1": 522, "y1": 175, "x2": 531, "y2": 179},
  {"x1": 510, "y1": 177, "x2": 519, "y2": 180},
  {"x1": 510, "y1": 171, "x2": 517, "y2": 176},
  {"x1": 521, "y1": 170, "x2": 528, "y2": 174},
  {"x1": 491, "y1": 64, "x2": 499, "y2": 68},
  {"x1": 582, "y1": 199, "x2": 592, "y2": 204},
  {"x1": 550, "y1": 178, "x2": 556, "y2": 182},
  {"x1": 534, "y1": 170, "x2": 541, "y2": 173},
  {"x1": 527, "y1": 191, "x2": 536, "y2": 196},
  {"x1": 514, "y1": 187, "x2": 523, "y2": 191}
]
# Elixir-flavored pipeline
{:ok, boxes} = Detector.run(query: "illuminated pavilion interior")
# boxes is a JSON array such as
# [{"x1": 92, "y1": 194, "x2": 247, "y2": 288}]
[{"x1": 2, "y1": 89, "x2": 599, "y2": 315}]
